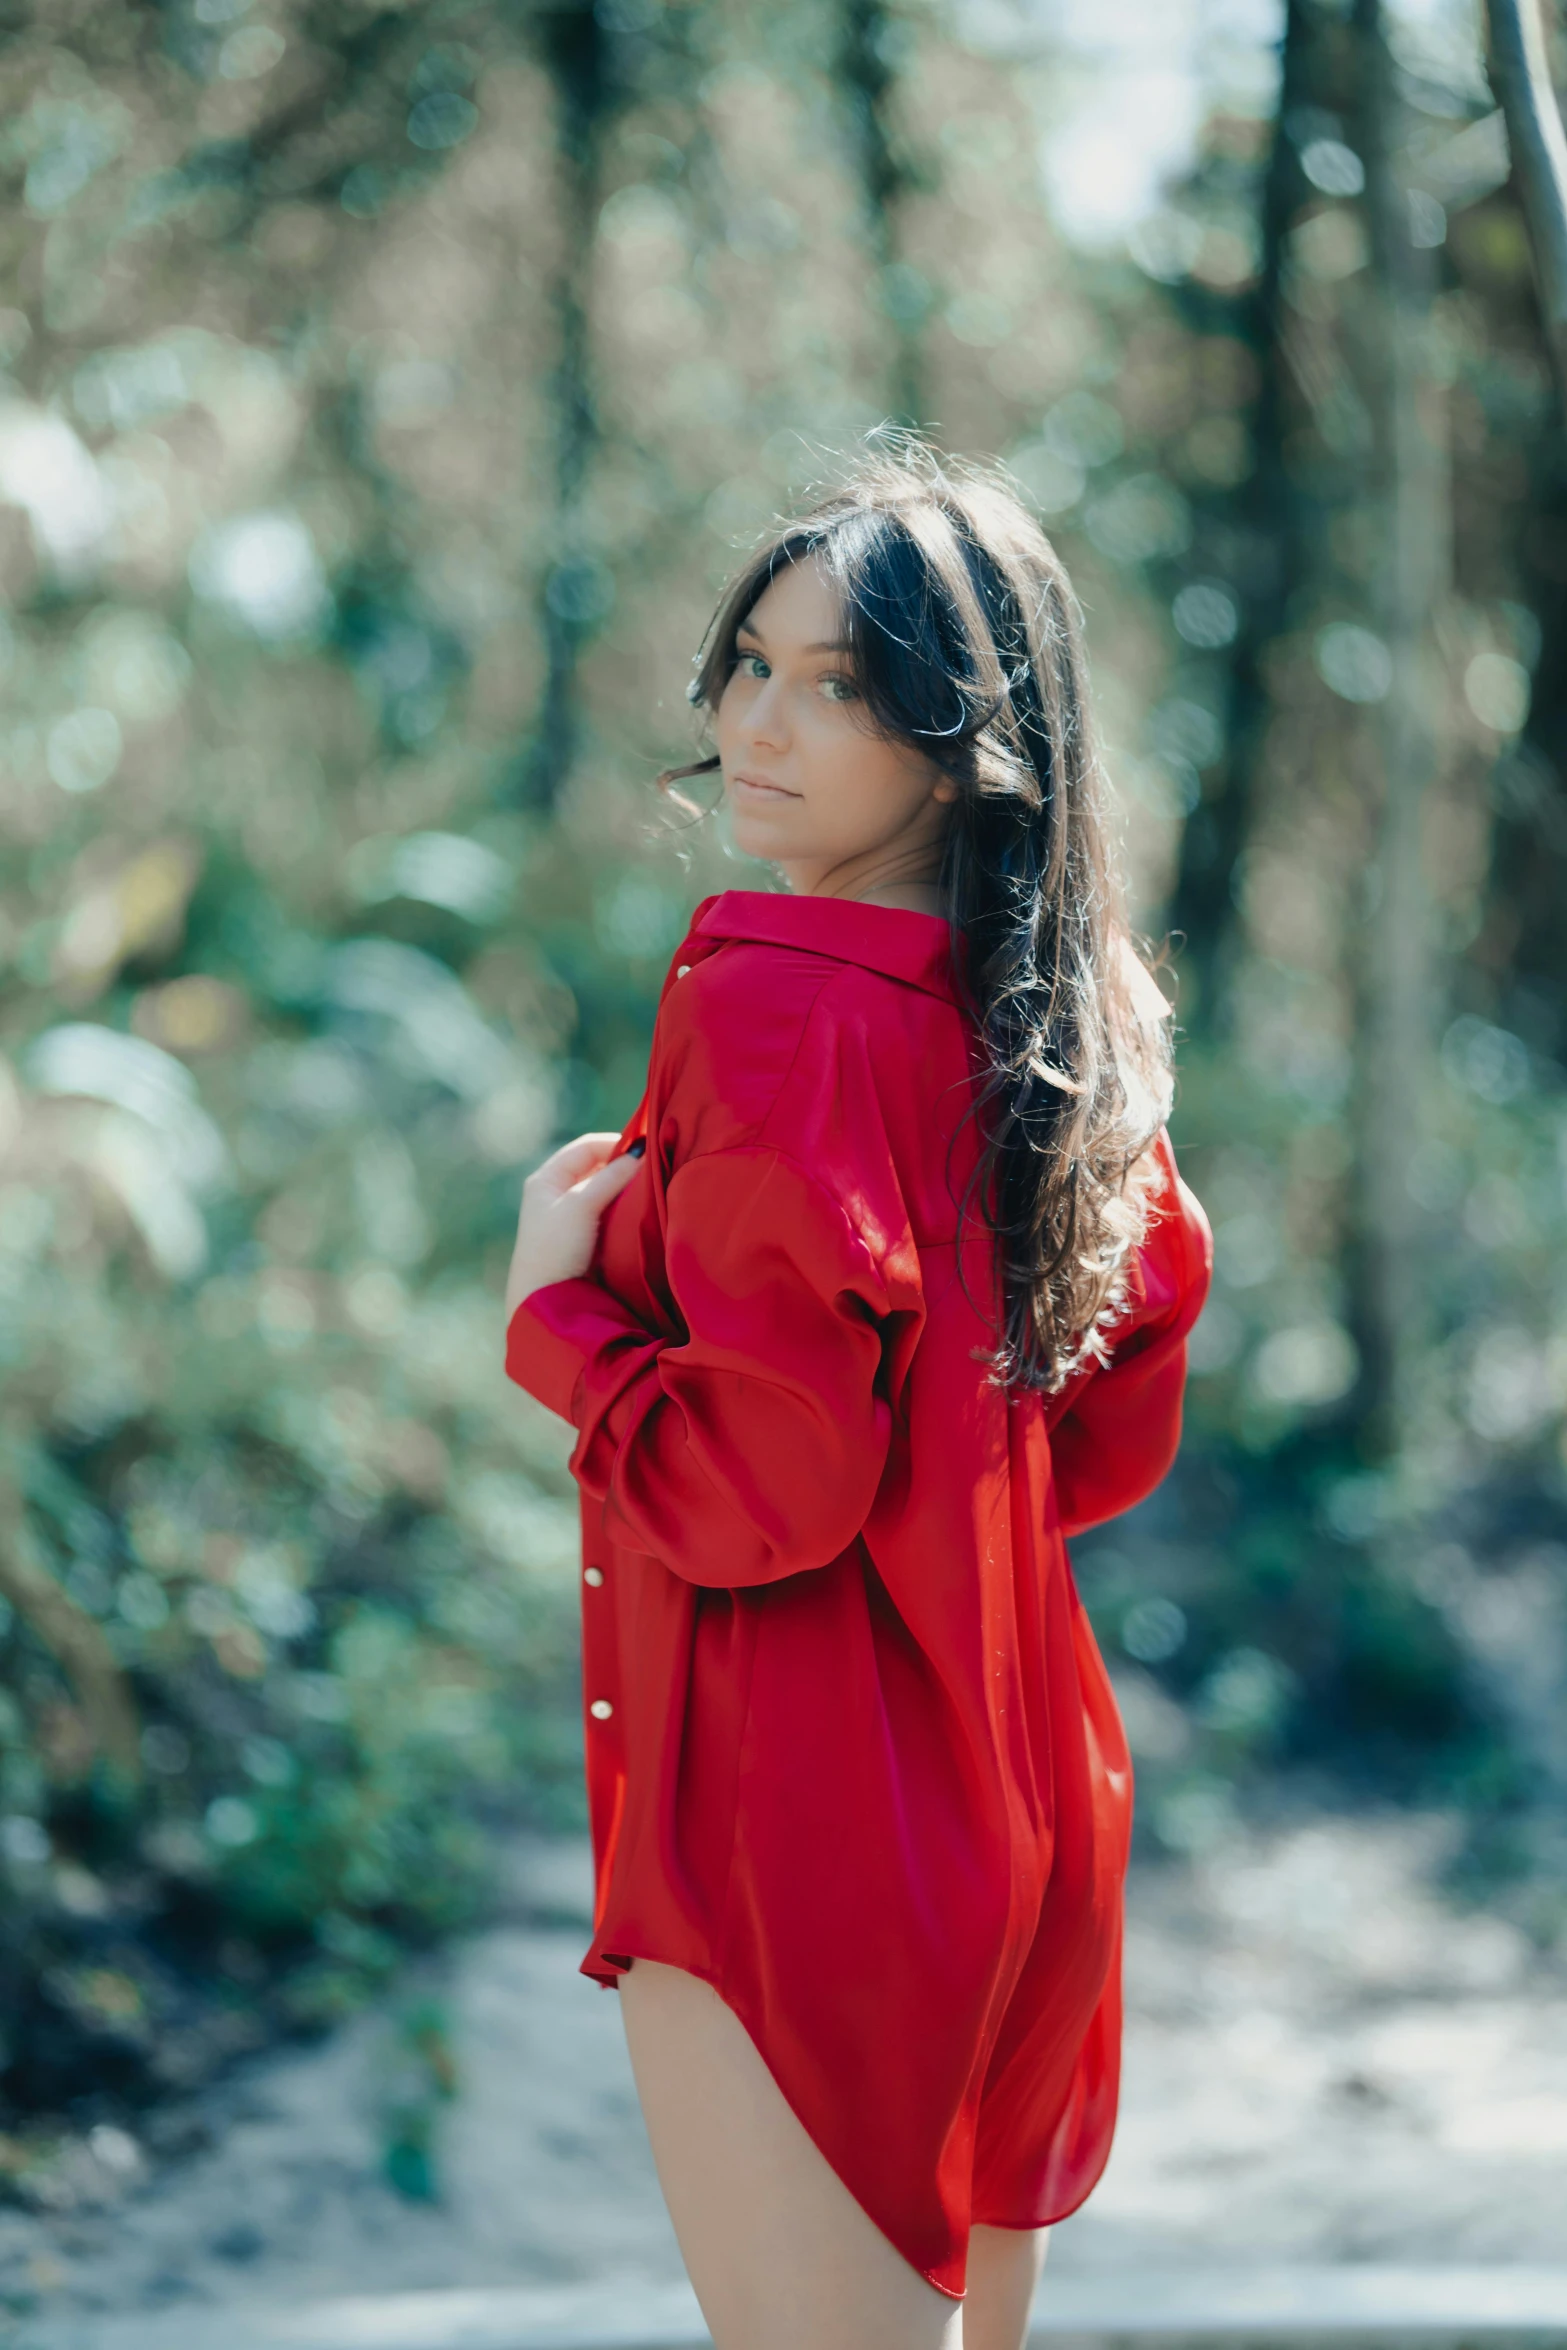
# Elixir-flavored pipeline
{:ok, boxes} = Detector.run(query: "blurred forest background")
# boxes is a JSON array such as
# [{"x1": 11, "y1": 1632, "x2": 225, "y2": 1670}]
[{"x1": 1, "y1": 0, "x2": 1566, "y2": 2187}]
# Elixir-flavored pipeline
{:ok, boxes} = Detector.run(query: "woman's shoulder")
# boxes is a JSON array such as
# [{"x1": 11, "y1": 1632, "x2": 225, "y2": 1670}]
[
  {"x1": 651, "y1": 931, "x2": 846, "y2": 1148},
  {"x1": 652, "y1": 923, "x2": 958, "y2": 1182}
]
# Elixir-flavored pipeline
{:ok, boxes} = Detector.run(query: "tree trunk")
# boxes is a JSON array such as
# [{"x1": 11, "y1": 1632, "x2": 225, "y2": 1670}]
[
  {"x1": 517, "y1": 1, "x2": 612, "y2": 809},
  {"x1": 1486, "y1": 0, "x2": 1567, "y2": 416},
  {"x1": 1167, "y1": 0, "x2": 1320, "y2": 1036},
  {"x1": 838, "y1": 0, "x2": 926, "y2": 431},
  {"x1": 1345, "y1": 0, "x2": 1451, "y2": 1459}
]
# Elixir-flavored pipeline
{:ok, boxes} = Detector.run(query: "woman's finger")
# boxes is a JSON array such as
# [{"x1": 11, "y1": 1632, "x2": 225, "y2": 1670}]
[
  {"x1": 575, "y1": 1149, "x2": 644, "y2": 1203},
  {"x1": 536, "y1": 1130, "x2": 625, "y2": 1188}
]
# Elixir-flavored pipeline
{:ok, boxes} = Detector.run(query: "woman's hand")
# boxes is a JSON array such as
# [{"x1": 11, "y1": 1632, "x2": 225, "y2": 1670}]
[{"x1": 505, "y1": 1132, "x2": 644, "y2": 1319}]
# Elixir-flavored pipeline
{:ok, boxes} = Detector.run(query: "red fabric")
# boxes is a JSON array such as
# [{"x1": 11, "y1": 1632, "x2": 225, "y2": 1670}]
[{"x1": 504, "y1": 889, "x2": 1212, "y2": 2299}]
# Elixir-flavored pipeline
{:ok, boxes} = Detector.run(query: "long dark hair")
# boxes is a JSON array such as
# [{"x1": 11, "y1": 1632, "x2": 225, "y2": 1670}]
[{"x1": 655, "y1": 430, "x2": 1173, "y2": 1394}]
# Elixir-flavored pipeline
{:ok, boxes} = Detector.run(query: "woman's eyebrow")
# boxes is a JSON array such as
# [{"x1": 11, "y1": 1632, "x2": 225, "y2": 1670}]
[{"x1": 736, "y1": 627, "x2": 853, "y2": 654}]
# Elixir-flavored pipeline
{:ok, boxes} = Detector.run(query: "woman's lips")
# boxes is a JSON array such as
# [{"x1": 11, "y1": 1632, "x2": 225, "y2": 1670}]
[{"x1": 733, "y1": 773, "x2": 800, "y2": 800}]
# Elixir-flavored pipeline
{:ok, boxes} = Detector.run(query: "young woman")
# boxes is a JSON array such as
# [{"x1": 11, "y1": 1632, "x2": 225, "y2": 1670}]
[{"x1": 502, "y1": 436, "x2": 1212, "y2": 2350}]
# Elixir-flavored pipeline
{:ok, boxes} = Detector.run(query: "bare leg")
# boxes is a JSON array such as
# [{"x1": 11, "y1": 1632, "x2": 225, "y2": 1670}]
[
  {"x1": 619, "y1": 1957, "x2": 963, "y2": 2350},
  {"x1": 963, "y1": 2221, "x2": 1049, "y2": 2350}
]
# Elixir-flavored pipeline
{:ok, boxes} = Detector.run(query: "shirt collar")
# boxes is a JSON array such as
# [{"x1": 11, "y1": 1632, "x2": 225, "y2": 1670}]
[{"x1": 689, "y1": 889, "x2": 966, "y2": 1005}]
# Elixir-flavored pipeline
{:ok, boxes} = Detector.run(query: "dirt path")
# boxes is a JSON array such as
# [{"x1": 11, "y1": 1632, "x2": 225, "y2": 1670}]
[{"x1": 3, "y1": 1810, "x2": 1564, "y2": 2331}]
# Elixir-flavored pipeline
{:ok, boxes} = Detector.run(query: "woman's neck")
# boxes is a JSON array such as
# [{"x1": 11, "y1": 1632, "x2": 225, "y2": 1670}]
[
  {"x1": 848, "y1": 879, "x2": 947, "y2": 916},
  {"x1": 775, "y1": 848, "x2": 950, "y2": 918}
]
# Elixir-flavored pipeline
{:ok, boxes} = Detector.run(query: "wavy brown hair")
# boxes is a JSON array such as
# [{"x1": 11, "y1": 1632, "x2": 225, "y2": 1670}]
[{"x1": 655, "y1": 431, "x2": 1173, "y2": 1394}]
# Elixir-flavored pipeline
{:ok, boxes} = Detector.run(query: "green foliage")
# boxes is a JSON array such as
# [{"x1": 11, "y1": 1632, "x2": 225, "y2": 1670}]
[
  {"x1": 374, "y1": 1991, "x2": 459, "y2": 2204},
  {"x1": 2, "y1": 0, "x2": 1566, "y2": 2126}
]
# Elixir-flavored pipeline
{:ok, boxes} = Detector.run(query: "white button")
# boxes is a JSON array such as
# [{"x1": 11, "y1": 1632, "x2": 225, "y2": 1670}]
[
  {"x1": 589, "y1": 1698, "x2": 614, "y2": 1720},
  {"x1": 676, "y1": 963, "x2": 691, "y2": 977},
  {"x1": 583, "y1": 1566, "x2": 604, "y2": 1587}
]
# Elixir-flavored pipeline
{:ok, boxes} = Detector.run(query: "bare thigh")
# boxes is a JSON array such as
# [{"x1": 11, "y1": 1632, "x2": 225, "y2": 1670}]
[
  {"x1": 965, "y1": 2221, "x2": 1049, "y2": 2350},
  {"x1": 619, "y1": 1956, "x2": 962, "y2": 2350}
]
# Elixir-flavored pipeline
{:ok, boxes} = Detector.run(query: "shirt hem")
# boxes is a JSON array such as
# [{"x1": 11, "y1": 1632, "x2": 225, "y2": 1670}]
[
  {"x1": 582, "y1": 1933, "x2": 969, "y2": 2301},
  {"x1": 577, "y1": 1936, "x2": 725, "y2": 1994}
]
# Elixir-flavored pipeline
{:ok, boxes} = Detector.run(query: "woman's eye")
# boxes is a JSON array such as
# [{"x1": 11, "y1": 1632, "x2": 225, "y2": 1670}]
[{"x1": 733, "y1": 653, "x2": 854, "y2": 701}]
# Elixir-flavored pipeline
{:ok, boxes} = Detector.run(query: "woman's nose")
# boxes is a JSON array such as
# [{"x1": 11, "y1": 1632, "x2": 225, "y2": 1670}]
[{"x1": 744, "y1": 678, "x2": 788, "y2": 749}]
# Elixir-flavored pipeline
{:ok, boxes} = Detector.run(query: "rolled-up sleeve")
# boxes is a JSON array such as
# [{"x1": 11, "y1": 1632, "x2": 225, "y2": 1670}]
[{"x1": 505, "y1": 1145, "x2": 895, "y2": 1587}]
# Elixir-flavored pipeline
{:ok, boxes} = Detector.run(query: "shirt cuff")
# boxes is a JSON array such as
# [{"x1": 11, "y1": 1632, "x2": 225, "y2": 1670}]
[{"x1": 504, "y1": 1276, "x2": 649, "y2": 1424}]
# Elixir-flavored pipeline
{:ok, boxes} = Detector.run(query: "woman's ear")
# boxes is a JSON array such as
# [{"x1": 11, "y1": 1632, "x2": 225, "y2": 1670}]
[{"x1": 932, "y1": 777, "x2": 960, "y2": 805}]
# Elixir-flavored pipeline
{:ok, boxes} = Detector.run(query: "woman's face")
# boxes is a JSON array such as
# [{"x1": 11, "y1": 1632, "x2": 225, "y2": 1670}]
[{"x1": 713, "y1": 552, "x2": 957, "y2": 903}]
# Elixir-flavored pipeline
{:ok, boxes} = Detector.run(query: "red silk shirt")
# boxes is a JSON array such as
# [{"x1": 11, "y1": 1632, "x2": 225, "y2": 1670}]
[{"x1": 504, "y1": 888, "x2": 1212, "y2": 2300}]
